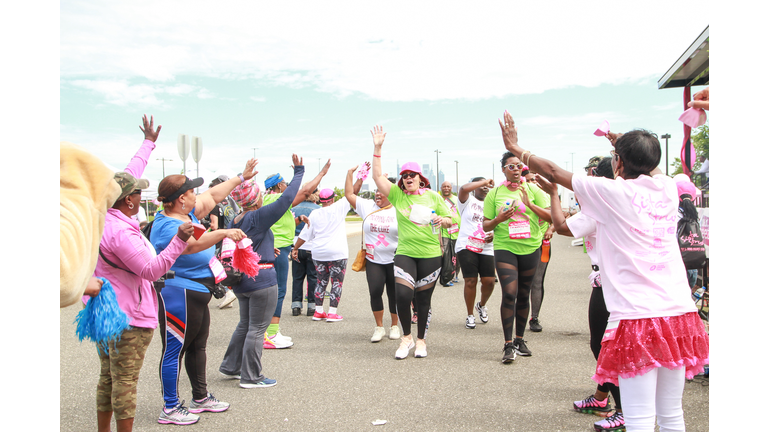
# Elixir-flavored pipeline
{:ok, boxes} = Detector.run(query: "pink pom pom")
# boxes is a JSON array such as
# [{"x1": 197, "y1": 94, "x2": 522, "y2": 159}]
[{"x1": 232, "y1": 239, "x2": 262, "y2": 278}]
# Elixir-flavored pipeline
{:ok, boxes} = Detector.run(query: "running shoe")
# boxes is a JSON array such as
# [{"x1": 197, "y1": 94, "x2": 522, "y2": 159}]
[
  {"x1": 325, "y1": 313, "x2": 343, "y2": 322},
  {"x1": 529, "y1": 318, "x2": 543, "y2": 332},
  {"x1": 371, "y1": 326, "x2": 386, "y2": 342},
  {"x1": 465, "y1": 315, "x2": 476, "y2": 329},
  {"x1": 475, "y1": 302, "x2": 488, "y2": 323},
  {"x1": 240, "y1": 378, "x2": 277, "y2": 389},
  {"x1": 312, "y1": 310, "x2": 327, "y2": 321},
  {"x1": 188, "y1": 392, "x2": 229, "y2": 413},
  {"x1": 274, "y1": 332, "x2": 292, "y2": 342},
  {"x1": 389, "y1": 325, "x2": 400, "y2": 340},
  {"x1": 217, "y1": 289, "x2": 237, "y2": 309},
  {"x1": 414, "y1": 339, "x2": 427, "y2": 358},
  {"x1": 395, "y1": 336, "x2": 415, "y2": 359},
  {"x1": 594, "y1": 411, "x2": 625, "y2": 431},
  {"x1": 514, "y1": 339, "x2": 532, "y2": 356},
  {"x1": 158, "y1": 401, "x2": 200, "y2": 425},
  {"x1": 502, "y1": 342, "x2": 516, "y2": 363},
  {"x1": 219, "y1": 371, "x2": 240, "y2": 380},
  {"x1": 307, "y1": 307, "x2": 315, "y2": 317},
  {"x1": 264, "y1": 333, "x2": 293, "y2": 349},
  {"x1": 573, "y1": 395, "x2": 612, "y2": 415}
]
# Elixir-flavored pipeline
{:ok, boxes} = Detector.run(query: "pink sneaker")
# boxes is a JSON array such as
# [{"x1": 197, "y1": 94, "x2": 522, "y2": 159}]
[
  {"x1": 325, "y1": 313, "x2": 343, "y2": 322},
  {"x1": 263, "y1": 334, "x2": 276, "y2": 349},
  {"x1": 312, "y1": 310, "x2": 327, "y2": 321}
]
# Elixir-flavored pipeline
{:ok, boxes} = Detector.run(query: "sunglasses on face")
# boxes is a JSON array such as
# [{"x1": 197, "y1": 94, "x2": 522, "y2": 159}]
[
  {"x1": 504, "y1": 163, "x2": 524, "y2": 171},
  {"x1": 401, "y1": 172, "x2": 419, "y2": 179}
]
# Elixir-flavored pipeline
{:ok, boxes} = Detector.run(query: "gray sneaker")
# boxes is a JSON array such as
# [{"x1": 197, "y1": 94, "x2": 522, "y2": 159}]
[
  {"x1": 188, "y1": 392, "x2": 230, "y2": 413},
  {"x1": 502, "y1": 342, "x2": 517, "y2": 364},
  {"x1": 158, "y1": 401, "x2": 200, "y2": 425}
]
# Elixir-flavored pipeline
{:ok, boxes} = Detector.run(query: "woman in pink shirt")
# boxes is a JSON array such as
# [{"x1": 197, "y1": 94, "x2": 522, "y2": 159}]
[
  {"x1": 499, "y1": 112, "x2": 708, "y2": 432},
  {"x1": 90, "y1": 116, "x2": 194, "y2": 432}
]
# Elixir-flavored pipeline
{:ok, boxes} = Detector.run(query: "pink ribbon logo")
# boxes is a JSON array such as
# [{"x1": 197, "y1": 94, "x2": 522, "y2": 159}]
[
  {"x1": 472, "y1": 224, "x2": 485, "y2": 237},
  {"x1": 376, "y1": 233, "x2": 389, "y2": 247}
]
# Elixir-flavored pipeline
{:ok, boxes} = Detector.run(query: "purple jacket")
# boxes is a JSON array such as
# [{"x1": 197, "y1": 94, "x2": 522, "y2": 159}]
[{"x1": 87, "y1": 139, "x2": 187, "y2": 328}]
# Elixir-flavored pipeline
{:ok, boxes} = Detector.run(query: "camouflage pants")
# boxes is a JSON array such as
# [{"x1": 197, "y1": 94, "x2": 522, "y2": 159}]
[{"x1": 96, "y1": 326, "x2": 154, "y2": 420}]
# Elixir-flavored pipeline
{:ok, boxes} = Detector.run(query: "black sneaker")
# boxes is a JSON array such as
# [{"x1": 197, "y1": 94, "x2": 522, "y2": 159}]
[
  {"x1": 292, "y1": 307, "x2": 301, "y2": 316},
  {"x1": 514, "y1": 339, "x2": 532, "y2": 356},
  {"x1": 529, "y1": 318, "x2": 543, "y2": 332},
  {"x1": 502, "y1": 342, "x2": 517, "y2": 363}
]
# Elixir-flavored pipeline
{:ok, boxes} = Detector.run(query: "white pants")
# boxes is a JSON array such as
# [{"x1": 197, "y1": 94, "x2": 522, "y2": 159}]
[{"x1": 618, "y1": 367, "x2": 686, "y2": 432}]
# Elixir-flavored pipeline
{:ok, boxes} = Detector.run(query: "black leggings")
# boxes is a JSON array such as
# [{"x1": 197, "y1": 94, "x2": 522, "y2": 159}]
[
  {"x1": 588, "y1": 283, "x2": 622, "y2": 409},
  {"x1": 366, "y1": 261, "x2": 397, "y2": 314},
  {"x1": 394, "y1": 255, "x2": 441, "y2": 339},
  {"x1": 494, "y1": 249, "x2": 540, "y2": 341},
  {"x1": 530, "y1": 246, "x2": 549, "y2": 320}
]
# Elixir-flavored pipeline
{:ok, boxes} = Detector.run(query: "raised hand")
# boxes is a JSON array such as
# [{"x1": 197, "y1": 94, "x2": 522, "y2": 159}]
[
  {"x1": 292, "y1": 154, "x2": 304, "y2": 168},
  {"x1": 242, "y1": 159, "x2": 259, "y2": 180},
  {"x1": 371, "y1": 125, "x2": 386, "y2": 147},
  {"x1": 139, "y1": 114, "x2": 162, "y2": 142},
  {"x1": 688, "y1": 87, "x2": 709, "y2": 110},
  {"x1": 319, "y1": 159, "x2": 331, "y2": 175},
  {"x1": 534, "y1": 174, "x2": 557, "y2": 195},
  {"x1": 605, "y1": 132, "x2": 623, "y2": 147},
  {"x1": 498, "y1": 111, "x2": 518, "y2": 151}
]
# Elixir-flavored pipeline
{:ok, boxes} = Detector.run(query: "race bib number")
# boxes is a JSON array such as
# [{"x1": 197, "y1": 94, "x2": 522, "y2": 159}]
[
  {"x1": 209, "y1": 257, "x2": 227, "y2": 283},
  {"x1": 467, "y1": 236, "x2": 485, "y2": 253},
  {"x1": 448, "y1": 223, "x2": 459, "y2": 234},
  {"x1": 365, "y1": 243, "x2": 375, "y2": 260},
  {"x1": 508, "y1": 219, "x2": 531, "y2": 239}
]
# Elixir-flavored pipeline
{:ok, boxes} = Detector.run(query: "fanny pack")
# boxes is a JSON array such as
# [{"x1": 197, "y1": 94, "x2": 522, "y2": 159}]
[{"x1": 190, "y1": 276, "x2": 227, "y2": 299}]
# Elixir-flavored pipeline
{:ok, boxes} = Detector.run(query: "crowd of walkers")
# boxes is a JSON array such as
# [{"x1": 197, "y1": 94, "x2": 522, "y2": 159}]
[{"x1": 74, "y1": 93, "x2": 709, "y2": 431}]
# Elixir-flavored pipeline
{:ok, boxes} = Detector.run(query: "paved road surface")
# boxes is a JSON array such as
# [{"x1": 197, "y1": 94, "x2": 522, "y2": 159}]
[{"x1": 60, "y1": 224, "x2": 709, "y2": 431}]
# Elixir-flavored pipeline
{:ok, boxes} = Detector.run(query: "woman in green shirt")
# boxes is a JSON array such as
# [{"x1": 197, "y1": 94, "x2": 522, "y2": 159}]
[
  {"x1": 483, "y1": 151, "x2": 551, "y2": 363},
  {"x1": 369, "y1": 125, "x2": 452, "y2": 360}
]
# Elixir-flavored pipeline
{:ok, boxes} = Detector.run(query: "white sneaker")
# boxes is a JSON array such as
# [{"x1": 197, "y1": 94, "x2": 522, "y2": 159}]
[
  {"x1": 265, "y1": 333, "x2": 294, "y2": 349},
  {"x1": 274, "y1": 332, "x2": 292, "y2": 342},
  {"x1": 389, "y1": 325, "x2": 401, "y2": 340},
  {"x1": 465, "y1": 315, "x2": 476, "y2": 329},
  {"x1": 218, "y1": 290, "x2": 237, "y2": 309},
  {"x1": 395, "y1": 336, "x2": 415, "y2": 359},
  {"x1": 371, "y1": 326, "x2": 386, "y2": 342},
  {"x1": 475, "y1": 302, "x2": 489, "y2": 323},
  {"x1": 414, "y1": 339, "x2": 427, "y2": 358}
]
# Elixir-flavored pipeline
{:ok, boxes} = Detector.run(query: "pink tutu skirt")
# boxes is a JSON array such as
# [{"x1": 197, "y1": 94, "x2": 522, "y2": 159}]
[{"x1": 593, "y1": 312, "x2": 709, "y2": 386}]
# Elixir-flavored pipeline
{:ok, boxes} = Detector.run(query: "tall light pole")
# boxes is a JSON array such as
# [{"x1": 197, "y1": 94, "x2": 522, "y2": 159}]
[
  {"x1": 434, "y1": 149, "x2": 441, "y2": 190},
  {"x1": 570, "y1": 152, "x2": 575, "y2": 172},
  {"x1": 454, "y1": 160, "x2": 459, "y2": 192},
  {"x1": 252, "y1": 147, "x2": 258, "y2": 159},
  {"x1": 156, "y1": 158, "x2": 173, "y2": 178},
  {"x1": 661, "y1": 134, "x2": 671, "y2": 175}
]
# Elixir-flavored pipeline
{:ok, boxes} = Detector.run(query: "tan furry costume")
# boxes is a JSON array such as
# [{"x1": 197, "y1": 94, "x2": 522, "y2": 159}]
[{"x1": 60, "y1": 142, "x2": 121, "y2": 308}]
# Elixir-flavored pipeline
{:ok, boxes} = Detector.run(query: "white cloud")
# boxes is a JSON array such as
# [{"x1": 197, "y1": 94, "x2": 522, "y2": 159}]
[{"x1": 61, "y1": 0, "x2": 709, "y2": 102}]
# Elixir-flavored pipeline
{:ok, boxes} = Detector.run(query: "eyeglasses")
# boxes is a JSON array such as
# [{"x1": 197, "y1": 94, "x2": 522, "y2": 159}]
[
  {"x1": 504, "y1": 163, "x2": 524, "y2": 171},
  {"x1": 401, "y1": 172, "x2": 419, "y2": 179}
]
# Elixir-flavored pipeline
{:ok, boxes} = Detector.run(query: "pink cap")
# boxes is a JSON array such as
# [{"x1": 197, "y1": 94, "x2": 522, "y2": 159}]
[{"x1": 318, "y1": 188, "x2": 335, "y2": 201}]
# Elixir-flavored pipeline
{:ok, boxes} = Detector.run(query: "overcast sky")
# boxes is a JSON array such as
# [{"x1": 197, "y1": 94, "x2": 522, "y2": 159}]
[{"x1": 59, "y1": 0, "x2": 709, "y2": 198}]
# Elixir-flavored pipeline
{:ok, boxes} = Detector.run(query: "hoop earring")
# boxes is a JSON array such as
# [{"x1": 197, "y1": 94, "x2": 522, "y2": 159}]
[
  {"x1": 128, "y1": 202, "x2": 134, "y2": 210},
  {"x1": 419, "y1": 181, "x2": 425, "y2": 188},
  {"x1": 182, "y1": 202, "x2": 186, "y2": 210}
]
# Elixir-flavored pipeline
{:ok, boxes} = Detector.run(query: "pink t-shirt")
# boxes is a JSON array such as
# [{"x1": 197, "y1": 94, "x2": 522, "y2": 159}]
[{"x1": 571, "y1": 173, "x2": 696, "y2": 322}]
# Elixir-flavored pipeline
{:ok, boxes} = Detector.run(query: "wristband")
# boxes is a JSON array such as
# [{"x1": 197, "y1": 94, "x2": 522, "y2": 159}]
[
  {"x1": 238, "y1": 174, "x2": 245, "y2": 183},
  {"x1": 373, "y1": 154, "x2": 381, "y2": 158}
]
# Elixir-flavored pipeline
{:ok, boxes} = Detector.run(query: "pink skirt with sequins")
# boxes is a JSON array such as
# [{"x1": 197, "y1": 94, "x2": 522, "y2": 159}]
[{"x1": 593, "y1": 312, "x2": 709, "y2": 386}]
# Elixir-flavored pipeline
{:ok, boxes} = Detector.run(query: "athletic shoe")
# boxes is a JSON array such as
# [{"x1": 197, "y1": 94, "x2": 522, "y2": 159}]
[
  {"x1": 395, "y1": 337, "x2": 415, "y2": 359},
  {"x1": 217, "y1": 289, "x2": 237, "y2": 309},
  {"x1": 240, "y1": 378, "x2": 277, "y2": 389},
  {"x1": 594, "y1": 411, "x2": 625, "y2": 431},
  {"x1": 326, "y1": 313, "x2": 343, "y2": 322},
  {"x1": 220, "y1": 371, "x2": 240, "y2": 380},
  {"x1": 158, "y1": 401, "x2": 200, "y2": 425},
  {"x1": 529, "y1": 318, "x2": 543, "y2": 332},
  {"x1": 414, "y1": 339, "x2": 427, "y2": 358},
  {"x1": 371, "y1": 326, "x2": 386, "y2": 342},
  {"x1": 307, "y1": 307, "x2": 315, "y2": 317},
  {"x1": 389, "y1": 325, "x2": 400, "y2": 340},
  {"x1": 573, "y1": 395, "x2": 612, "y2": 415},
  {"x1": 444, "y1": 282, "x2": 454, "y2": 286},
  {"x1": 312, "y1": 310, "x2": 327, "y2": 321},
  {"x1": 475, "y1": 302, "x2": 488, "y2": 323},
  {"x1": 274, "y1": 332, "x2": 292, "y2": 342},
  {"x1": 502, "y1": 342, "x2": 517, "y2": 363},
  {"x1": 292, "y1": 307, "x2": 301, "y2": 316},
  {"x1": 264, "y1": 333, "x2": 293, "y2": 349},
  {"x1": 514, "y1": 339, "x2": 532, "y2": 356},
  {"x1": 411, "y1": 312, "x2": 418, "y2": 324},
  {"x1": 189, "y1": 392, "x2": 229, "y2": 413},
  {"x1": 465, "y1": 315, "x2": 476, "y2": 329}
]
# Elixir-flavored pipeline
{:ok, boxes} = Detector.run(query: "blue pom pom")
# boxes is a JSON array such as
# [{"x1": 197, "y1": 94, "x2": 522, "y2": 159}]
[{"x1": 74, "y1": 278, "x2": 130, "y2": 354}]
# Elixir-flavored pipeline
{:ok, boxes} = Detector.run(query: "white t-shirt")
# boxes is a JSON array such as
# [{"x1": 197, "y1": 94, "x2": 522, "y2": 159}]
[
  {"x1": 298, "y1": 197, "x2": 351, "y2": 261},
  {"x1": 356, "y1": 198, "x2": 398, "y2": 265},
  {"x1": 571, "y1": 173, "x2": 696, "y2": 322},
  {"x1": 455, "y1": 195, "x2": 494, "y2": 256},
  {"x1": 565, "y1": 212, "x2": 600, "y2": 286}
]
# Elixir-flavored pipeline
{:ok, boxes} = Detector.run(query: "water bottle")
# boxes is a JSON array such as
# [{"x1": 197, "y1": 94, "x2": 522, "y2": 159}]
[
  {"x1": 541, "y1": 240, "x2": 550, "y2": 263},
  {"x1": 503, "y1": 201, "x2": 512, "y2": 212},
  {"x1": 431, "y1": 211, "x2": 439, "y2": 234}
]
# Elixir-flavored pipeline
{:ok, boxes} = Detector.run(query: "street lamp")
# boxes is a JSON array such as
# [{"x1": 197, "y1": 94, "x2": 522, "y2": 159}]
[
  {"x1": 454, "y1": 160, "x2": 459, "y2": 192},
  {"x1": 570, "y1": 152, "x2": 575, "y2": 173},
  {"x1": 252, "y1": 147, "x2": 258, "y2": 159},
  {"x1": 156, "y1": 158, "x2": 173, "y2": 178},
  {"x1": 661, "y1": 134, "x2": 671, "y2": 175},
  {"x1": 434, "y1": 149, "x2": 441, "y2": 190}
]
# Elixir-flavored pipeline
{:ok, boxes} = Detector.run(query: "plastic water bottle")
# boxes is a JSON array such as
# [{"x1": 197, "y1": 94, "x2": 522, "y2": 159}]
[
  {"x1": 541, "y1": 240, "x2": 551, "y2": 262},
  {"x1": 503, "y1": 201, "x2": 512, "y2": 212},
  {"x1": 431, "y1": 211, "x2": 439, "y2": 234}
]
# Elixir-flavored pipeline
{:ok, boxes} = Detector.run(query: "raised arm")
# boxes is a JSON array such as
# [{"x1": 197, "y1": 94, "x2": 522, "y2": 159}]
[
  {"x1": 500, "y1": 111, "x2": 574, "y2": 191},
  {"x1": 124, "y1": 114, "x2": 162, "y2": 178},
  {"x1": 194, "y1": 158, "x2": 258, "y2": 220},
  {"x1": 458, "y1": 178, "x2": 494, "y2": 204},
  {"x1": 535, "y1": 174, "x2": 572, "y2": 236},
  {"x1": 292, "y1": 159, "x2": 331, "y2": 206},
  {"x1": 344, "y1": 165, "x2": 360, "y2": 209},
  {"x1": 370, "y1": 125, "x2": 392, "y2": 197}
]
